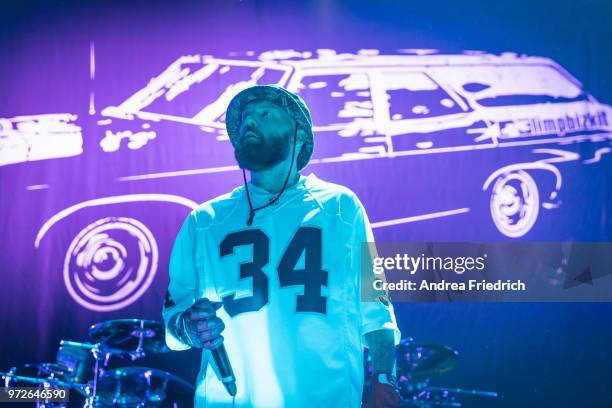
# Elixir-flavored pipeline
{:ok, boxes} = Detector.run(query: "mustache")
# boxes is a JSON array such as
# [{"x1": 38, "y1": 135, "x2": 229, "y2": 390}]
[{"x1": 241, "y1": 125, "x2": 262, "y2": 139}]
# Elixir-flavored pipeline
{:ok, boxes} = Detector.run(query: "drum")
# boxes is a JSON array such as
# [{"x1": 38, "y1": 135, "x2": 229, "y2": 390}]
[
  {"x1": 94, "y1": 366, "x2": 194, "y2": 407},
  {"x1": 56, "y1": 341, "x2": 96, "y2": 384}
]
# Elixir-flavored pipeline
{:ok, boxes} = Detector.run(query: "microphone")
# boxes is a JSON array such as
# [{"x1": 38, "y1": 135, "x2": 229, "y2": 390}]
[
  {"x1": 188, "y1": 298, "x2": 236, "y2": 396},
  {"x1": 210, "y1": 342, "x2": 237, "y2": 396}
]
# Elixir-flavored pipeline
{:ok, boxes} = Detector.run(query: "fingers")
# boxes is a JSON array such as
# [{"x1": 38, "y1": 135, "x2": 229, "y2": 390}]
[
  {"x1": 192, "y1": 318, "x2": 225, "y2": 343},
  {"x1": 195, "y1": 316, "x2": 225, "y2": 333},
  {"x1": 185, "y1": 299, "x2": 223, "y2": 321},
  {"x1": 200, "y1": 335, "x2": 224, "y2": 350},
  {"x1": 184, "y1": 314, "x2": 223, "y2": 334},
  {"x1": 180, "y1": 299, "x2": 226, "y2": 349},
  {"x1": 194, "y1": 319, "x2": 225, "y2": 349},
  {"x1": 186, "y1": 307, "x2": 216, "y2": 321}
]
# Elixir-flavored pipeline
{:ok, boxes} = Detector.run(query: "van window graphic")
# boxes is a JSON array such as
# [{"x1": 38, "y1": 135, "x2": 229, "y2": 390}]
[
  {"x1": 189, "y1": 64, "x2": 286, "y2": 125},
  {"x1": 381, "y1": 71, "x2": 464, "y2": 120},
  {"x1": 295, "y1": 73, "x2": 374, "y2": 126},
  {"x1": 101, "y1": 57, "x2": 287, "y2": 129},
  {"x1": 431, "y1": 65, "x2": 586, "y2": 107}
]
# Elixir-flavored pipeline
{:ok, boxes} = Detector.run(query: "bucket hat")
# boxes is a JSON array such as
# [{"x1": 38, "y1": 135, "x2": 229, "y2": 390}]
[{"x1": 225, "y1": 85, "x2": 314, "y2": 171}]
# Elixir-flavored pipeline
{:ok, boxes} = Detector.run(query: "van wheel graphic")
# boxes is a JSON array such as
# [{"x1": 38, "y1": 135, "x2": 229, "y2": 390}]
[
  {"x1": 489, "y1": 170, "x2": 540, "y2": 238},
  {"x1": 64, "y1": 217, "x2": 159, "y2": 312}
]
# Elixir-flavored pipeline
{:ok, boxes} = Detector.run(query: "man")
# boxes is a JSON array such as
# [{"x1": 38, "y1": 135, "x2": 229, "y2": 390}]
[{"x1": 162, "y1": 85, "x2": 401, "y2": 407}]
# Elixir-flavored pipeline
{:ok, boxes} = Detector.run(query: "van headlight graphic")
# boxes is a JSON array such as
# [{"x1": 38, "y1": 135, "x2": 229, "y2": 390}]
[{"x1": 63, "y1": 217, "x2": 159, "y2": 312}]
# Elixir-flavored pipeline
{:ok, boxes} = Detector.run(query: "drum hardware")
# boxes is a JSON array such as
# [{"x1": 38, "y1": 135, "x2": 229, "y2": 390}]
[
  {"x1": 5, "y1": 323, "x2": 500, "y2": 406},
  {"x1": 2, "y1": 319, "x2": 191, "y2": 407},
  {"x1": 1, "y1": 363, "x2": 74, "y2": 408},
  {"x1": 366, "y1": 337, "x2": 498, "y2": 407}
]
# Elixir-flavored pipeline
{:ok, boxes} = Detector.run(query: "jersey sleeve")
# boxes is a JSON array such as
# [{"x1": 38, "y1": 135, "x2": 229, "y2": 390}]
[
  {"x1": 162, "y1": 212, "x2": 199, "y2": 351},
  {"x1": 351, "y1": 196, "x2": 401, "y2": 346}
]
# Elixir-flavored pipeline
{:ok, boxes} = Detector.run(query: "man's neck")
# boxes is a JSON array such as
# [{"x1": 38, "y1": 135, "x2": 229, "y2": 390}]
[{"x1": 249, "y1": 159, "x2": 301, "y2": 194}]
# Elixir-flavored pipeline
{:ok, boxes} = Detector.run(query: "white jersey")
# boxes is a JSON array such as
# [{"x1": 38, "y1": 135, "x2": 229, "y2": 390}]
[{"x1": 163, "y1": 173, "x2": 400, "y2": 408}]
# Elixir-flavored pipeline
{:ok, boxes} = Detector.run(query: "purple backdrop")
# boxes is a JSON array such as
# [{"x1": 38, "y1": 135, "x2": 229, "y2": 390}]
[{"x1": 1, "y1": 1, "x2": 612, "y2": 406}]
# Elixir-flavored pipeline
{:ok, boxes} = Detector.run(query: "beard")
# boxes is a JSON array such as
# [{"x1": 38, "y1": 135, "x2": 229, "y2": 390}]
[{"x1": 234, "y1": 129, "x2": 292, "y2": 171}]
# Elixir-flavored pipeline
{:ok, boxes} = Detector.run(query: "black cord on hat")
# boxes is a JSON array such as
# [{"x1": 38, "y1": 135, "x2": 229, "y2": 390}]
[{"x1": 242, "y1": 122, "x2": 299, "y2": 226}]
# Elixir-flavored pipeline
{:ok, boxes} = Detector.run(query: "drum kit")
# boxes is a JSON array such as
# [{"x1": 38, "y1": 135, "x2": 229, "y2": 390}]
[
  {"x1": 1, "y1": 319, "x2": 194, "y2": 408},
  {"x1": 2, "y1": 319, "x2": 496, "y2": 407},
  {"x1": 364, "y1": 338, "x2": 498, "y2": 407}
]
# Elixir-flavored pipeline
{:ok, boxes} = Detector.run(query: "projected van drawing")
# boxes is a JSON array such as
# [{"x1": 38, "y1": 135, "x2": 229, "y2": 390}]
[{"x1": 3, "y1": 49, "x2": 610, "y2": 311}]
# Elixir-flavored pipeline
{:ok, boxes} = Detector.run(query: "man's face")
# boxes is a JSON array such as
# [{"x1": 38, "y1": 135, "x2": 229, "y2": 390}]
[{"x1": 234, "y1": 99, "x2": 296, "y2": 171}]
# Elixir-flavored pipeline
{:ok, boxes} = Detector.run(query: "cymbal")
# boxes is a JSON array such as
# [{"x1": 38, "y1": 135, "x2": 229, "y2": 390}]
[
  {"x1": 396, "y1": 340, "x2": 459, "y2": 380},
  {"x1": 88, "y1": 319, "x2": 169, "y2": 356},
  {"x1": 95, "y1": 366, "x2": 194, "y2": 406}
]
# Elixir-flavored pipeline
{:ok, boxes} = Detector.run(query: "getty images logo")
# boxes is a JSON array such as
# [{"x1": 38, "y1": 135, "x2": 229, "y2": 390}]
[{"x1": 372, "y1": 253, "x2": 488, "y2": 276}]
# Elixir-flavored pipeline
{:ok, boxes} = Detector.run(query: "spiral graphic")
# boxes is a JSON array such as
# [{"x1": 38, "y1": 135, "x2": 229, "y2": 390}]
[{"x1": 64, "y1": 217, "x2": 159, "y2": 311}]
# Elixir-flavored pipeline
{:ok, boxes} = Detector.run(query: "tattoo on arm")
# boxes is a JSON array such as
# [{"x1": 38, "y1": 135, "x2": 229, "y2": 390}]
[{"x1": 364, "y1": 329, "x2": 396, "y2": 374}]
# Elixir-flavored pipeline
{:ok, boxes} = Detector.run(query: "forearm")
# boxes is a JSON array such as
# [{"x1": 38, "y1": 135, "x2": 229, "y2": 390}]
[{"x1": 364, "y1": 329, "x2": 396, "y2": 374}]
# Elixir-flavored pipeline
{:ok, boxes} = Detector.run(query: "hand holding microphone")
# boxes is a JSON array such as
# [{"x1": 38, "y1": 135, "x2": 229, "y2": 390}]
[
  {"x1": 177, "y1": 298, "x2": 237, "y2": 396},
  {"x1": 179, "y1": 298, "x2": 225, "y2": 349}
]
